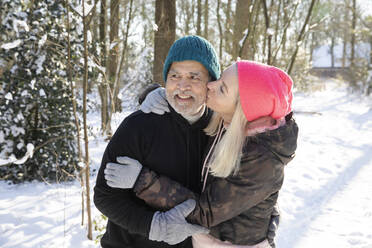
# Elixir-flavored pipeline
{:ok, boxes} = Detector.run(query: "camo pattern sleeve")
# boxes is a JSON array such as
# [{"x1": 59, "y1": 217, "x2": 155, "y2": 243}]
[{"x1": 133, "y1": 167, "x2": 198, "y2": 211}]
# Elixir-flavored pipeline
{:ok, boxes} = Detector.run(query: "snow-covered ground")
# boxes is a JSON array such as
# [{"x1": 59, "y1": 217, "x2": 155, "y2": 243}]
[{"x1": 1, "y1": 79, "x2": 371, "y2": 248}]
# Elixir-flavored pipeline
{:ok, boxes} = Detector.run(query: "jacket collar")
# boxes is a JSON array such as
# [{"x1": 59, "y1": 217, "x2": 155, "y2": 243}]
[{"x1": 255, "y1": 117, "x2": 298, "y2": 164}]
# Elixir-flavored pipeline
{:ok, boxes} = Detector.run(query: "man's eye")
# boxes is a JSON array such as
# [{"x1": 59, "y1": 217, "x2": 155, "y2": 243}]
[{"x1": 191, "y1": 76, "x2": 201, "y2": 81}]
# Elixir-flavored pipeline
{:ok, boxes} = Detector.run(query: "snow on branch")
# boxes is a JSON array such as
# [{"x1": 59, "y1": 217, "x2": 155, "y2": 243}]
[
  {"x1": 0, "y1": 144, "x2": 34, "y2": 166},
  {"x1": 70, "y1": 2, "x2": 94, "y2": 17},
  {"x1": 1, "y1": 40, "x2": 22, "y2": 50}
]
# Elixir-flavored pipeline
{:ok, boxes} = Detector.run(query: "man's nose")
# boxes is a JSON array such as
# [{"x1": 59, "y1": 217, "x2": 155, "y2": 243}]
[{"x1": 177, "y1": 78, "x2": 191, "y2": 90}]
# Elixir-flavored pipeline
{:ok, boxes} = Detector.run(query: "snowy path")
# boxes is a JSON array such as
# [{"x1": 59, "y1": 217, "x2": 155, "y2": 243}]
[
  {"x1": 292, "y1": 160, "x2": 372, "y2": 247},
  {"x1": 277, "y1": 82, "x2": 372, "y2": 247},
  {"x1": 0, "y1": 81, "x2": 371, "y2": 247}
]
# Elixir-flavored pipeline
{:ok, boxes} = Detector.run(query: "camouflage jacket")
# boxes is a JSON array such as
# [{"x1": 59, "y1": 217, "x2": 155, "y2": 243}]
[{"x1": 133, "y1": 117, "x2": 298, "y2": 245}]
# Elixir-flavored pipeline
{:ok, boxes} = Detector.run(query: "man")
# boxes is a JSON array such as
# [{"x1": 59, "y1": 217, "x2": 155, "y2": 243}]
[{"x1": 94, "y1": 35, "x2": 220, "y2": 248}]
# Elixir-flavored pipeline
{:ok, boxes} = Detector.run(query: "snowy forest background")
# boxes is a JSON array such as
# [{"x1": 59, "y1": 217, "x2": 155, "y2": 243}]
[{"x1": 1, "y1": 0, "x2": 372, "y2": 247}]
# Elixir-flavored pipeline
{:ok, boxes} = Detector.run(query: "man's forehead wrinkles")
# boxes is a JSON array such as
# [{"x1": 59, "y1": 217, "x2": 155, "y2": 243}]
[
  {"x1": 189, "y1": 72, "x2": 203, "y2": 76},
  {"x1": 169, "y1": 69, "x2": 206, "y2": 76}
]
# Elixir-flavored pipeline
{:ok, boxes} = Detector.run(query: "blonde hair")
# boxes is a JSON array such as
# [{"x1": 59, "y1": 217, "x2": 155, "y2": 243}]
[{"x1": 204, "y1": 100, "x2": 248, "y2": 178}]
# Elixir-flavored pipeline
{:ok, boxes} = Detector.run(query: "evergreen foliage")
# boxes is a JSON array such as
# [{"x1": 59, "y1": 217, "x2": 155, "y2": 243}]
[{"x1": 0, "y1": 0, "x2": 81, "y2": 182}]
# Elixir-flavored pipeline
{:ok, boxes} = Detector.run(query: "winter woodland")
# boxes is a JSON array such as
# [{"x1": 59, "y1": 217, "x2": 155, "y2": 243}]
[{"x1": 0, "y1": 0, "x2": 371, "y2": 247}]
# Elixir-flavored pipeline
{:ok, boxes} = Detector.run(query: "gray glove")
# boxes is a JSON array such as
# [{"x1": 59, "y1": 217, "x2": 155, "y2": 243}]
[
  {"x1": 149, "y1": 199, "x2": 209, "y2": 245},
  {"x1": 267, "y1": 204, "x2": 280, "y2": 248},
  {"x1": 104, "y1": 156, "x2": 142, "y2": 188},
  {"x1": 140, "y1": 87, "x2": 169, "y2": 114}
]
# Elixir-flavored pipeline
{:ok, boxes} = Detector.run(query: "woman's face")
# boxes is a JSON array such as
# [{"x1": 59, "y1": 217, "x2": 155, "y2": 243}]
[{"x1": 206, "y1": 64, "x2": 239, "y2": 122}]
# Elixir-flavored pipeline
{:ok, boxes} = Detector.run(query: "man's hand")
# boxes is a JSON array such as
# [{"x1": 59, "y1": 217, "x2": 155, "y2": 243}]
[
  {"x1": 149, "y1": 199, "x2": 209, "y2": 245},
  {"x1": 104, "y1": 156, "x2": 142, "y2": 189},
  {"x1": 140, "y1": 87, "x2": 169, "y2": 115}
]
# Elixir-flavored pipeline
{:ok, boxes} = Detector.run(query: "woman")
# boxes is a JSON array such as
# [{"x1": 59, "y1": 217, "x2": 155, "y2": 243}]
[{"x1": 106, "y1": 61, "x2": 298, "y2": 247}]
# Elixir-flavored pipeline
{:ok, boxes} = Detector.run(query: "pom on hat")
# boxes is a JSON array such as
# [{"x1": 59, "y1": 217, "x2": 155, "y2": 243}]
[
  {"x1": 237, "y1": 60, "x2": 293, "y2": 122},
  {"x1": 163, "y1": 35, "x2": 221, "y2": 82}
]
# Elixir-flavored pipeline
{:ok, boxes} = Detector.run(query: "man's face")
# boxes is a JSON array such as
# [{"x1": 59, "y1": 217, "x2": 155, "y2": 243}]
[{"x1": 165, "y1": 60, "x2": 209, "y2": 116}]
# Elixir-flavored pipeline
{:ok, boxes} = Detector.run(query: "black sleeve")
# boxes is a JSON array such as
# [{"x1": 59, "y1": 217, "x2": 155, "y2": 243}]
[
  {"x1": 93, "y1": 113, "x2": 154, "y2": 236},
  {"x1": 138, "y1": 83, "x2": 162, "y2": 104}
]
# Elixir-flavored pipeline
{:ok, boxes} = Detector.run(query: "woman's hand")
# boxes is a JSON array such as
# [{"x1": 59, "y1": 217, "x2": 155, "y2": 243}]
[
  {"x1": 140, "y1": 87, "x2": 169, "y2": 114},
  {"x1": 149, "y1": 199, "x2": 209, "y2": 245}
]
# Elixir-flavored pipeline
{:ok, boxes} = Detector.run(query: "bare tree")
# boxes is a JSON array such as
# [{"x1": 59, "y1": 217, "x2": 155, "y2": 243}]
[
  {"x1": 153, "y1": 0, "x2": 176, "y2": 85},
  {"x1": 350, "y1": 0, "x2": 356, "y2": 68},
  {"x1": 232, "y1": 0, "x2": 251, "y2": 60},
  {"x1": 224, "y1": 0, "x2": 233, "y2": 55},
  {"x1": 342, "y1": 1, "x2": 350, "y2": 68},
  {"x1": 203, "y1": 0, "x2": 209, "y2": 39},
  {"x1": 98, "y1": 0, "x2": 111, "y2": 136},
  {"x1": 82, "y1": 0, "x2": 93, "y2": 240},
  {"x1": 108, "y1": 0, "x2": 122, "y2": 112},
  {"x1": 287, "y1": 0, "x2": 317, "y2": 75},
  {"x1": 197, "y1": 0, "x2": 202, "y2": 35},
  {"x1": 217, "y1": 0, "x2": 223, "y2": 57},
  {"x1": 238, "y1": 0, "x2": 260, "y2": 60},
  {"x1": 271, "y1": 0, "x2": 300, "y2": 66},
  {"x1": 65, "y1": 0, "x2": 84, "y2": 226},
  {"x1": 261, "y1": 0, "x2": 272, "y2": 64}
]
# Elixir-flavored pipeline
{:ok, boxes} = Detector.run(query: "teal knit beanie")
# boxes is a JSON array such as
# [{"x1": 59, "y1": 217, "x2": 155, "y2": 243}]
[{"x1": 163, "y1": 35, "x2": 221, "y2": 82}]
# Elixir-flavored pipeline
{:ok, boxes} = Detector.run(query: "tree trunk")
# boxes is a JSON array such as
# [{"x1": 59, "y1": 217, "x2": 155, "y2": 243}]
[
  {"x1": 203, "y1": 0, "x2": 209, "y2": 39},
  {"x1": 239, "y1": 0, "x2": 259, "y2": 60},
  {"x1": 66, "y1": 0, "x2": 85, "y2": 225},
  {"x1": 282, "y1": 0, "x2": 289, "y2": 57},
  {"x1": 310, "y1": 32, "x2": 315, "y2": 65},
  {"x1": 108, "y1": 0, "x2": 121, "y2": 112},
  {"x1": 261, "y1": 0, "x2": 272, "y2": 64},
  {"x1": 331, "y1": 36, "x2": 335, "y2": 68},
  {"x1": 98, "y1": 0, "x2": 111, "y2": 135},
  {"x1": 274, "y1": 0, "x2": 281, "y2": 44},
  {"x1": 111, "y1": 0, "x2": 134, "y2": 125},
  {"x1": 197, "y1": 0, "x2": 202, "y2": 36},
  {"x1": 108, "y1": 0, "x2": 119, "y2": 79},
  {"x1": 350, "y1": 0, "x2": 357, "y2": 86},
  {"x1": 217, "y1": 0, "x2": 223, "y2": 58},
  {"x1": 153, "y1": 0, "x2": 176, "y2": 85},
  {"x1": 224, "y1": 0, "x2": 233, "y2": 54},
  {"x1": 184, "y1": 1, "x2": 192, "y2": 34},
  {"x1": 232, "y1": 0, "x2": 251, "y2": 60},
  {"x1": 342, "y1": 1, "x2": 349, "y2": 68},
  {"x1": 82, "y1": 0, "x2": 93, "y2": 240},
  {"x1": 370, "y1": 35, "x2": 372, "y2": 68},
  {"x1": 287, "y1": 0, "x2": 316, "y2": 75},
  {"x1": 350, "y1": 0, "x2": 356, "y2": 68}
]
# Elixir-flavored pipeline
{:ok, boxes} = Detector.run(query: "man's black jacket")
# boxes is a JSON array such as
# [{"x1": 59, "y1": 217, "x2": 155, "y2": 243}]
[{"x1": 94, "y1": 106, "x2": 212, "y2": 248}]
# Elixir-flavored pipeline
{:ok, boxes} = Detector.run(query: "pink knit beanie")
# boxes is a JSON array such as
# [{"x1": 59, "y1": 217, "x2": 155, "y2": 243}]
[{"x1": 237, "y1": 60, "x2": 293, "y2": 122}]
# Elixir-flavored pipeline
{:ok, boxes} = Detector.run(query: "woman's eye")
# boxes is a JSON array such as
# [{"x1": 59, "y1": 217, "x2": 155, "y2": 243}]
[
  {"x1": 219, "y1": 85, "x2": 224, "y2": 93},
  {"x1": 191, "y1": 76, "x2": 200, "y2": 81}
]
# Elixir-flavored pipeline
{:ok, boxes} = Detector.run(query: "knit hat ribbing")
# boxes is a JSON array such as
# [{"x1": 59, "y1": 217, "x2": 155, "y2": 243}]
[
  {"x1": 237, "y1": 60, "x2": 293, "y2": 122},
  {"x1": 163, "y1": 35, "x2": 220, "y2": 82}
]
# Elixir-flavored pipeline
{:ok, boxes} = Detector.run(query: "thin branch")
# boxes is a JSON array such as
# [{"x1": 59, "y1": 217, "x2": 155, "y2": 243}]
[{"x1": 287, "y1": 0, "x2": 317, "y2": 75}]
